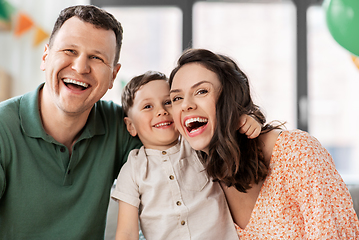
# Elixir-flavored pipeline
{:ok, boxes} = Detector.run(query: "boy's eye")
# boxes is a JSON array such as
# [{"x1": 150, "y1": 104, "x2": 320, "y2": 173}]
[
  {"x1": 164, "y1": 100, "x2": 172, "y2": 106},
  {"x1": 143, "y1": 104, "x2": 152, "y2": 109}
]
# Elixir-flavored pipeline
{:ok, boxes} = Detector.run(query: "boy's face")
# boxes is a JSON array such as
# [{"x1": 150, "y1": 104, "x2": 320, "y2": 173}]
[{"x1": 125, "y1": 80, "x2": 179, "y2": 150}]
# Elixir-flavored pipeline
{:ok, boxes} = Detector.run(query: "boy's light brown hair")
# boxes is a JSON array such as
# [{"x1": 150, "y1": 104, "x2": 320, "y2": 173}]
[{"x1": 121, "y1": 71, "x2": 167, "y2": 116}]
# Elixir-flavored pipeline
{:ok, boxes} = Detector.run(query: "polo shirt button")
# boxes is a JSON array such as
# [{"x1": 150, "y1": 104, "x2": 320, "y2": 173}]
[
  {"x1": 176, "y1": 201, "x2": 181, "y2": 206},
  {"x1": 169, "y1": 175, "x2": 174, "y2": 180},
  {"x1": 181, "y1": 221, "x2": 186, "y2": 225},
  {"x1": 60, "y1": 147, "x2": 66, "y2": 152},
  {"x1": 162, "y1": 151, "x2": 166, "y2": 155}
]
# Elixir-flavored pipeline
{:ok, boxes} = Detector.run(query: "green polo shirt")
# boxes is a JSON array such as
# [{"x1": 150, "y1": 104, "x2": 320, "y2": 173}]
[{"x1": 0, "y1": 84, "x2": 142, "y2": 240}]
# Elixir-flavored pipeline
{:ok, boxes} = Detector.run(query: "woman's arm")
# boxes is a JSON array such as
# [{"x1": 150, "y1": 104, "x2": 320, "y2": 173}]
[
  {"x1": 115, "y1": 200, "x2": 139, "y2": 240},
  {"x1": 288, "y1": 131, "x2": 359, "y2": 239}
]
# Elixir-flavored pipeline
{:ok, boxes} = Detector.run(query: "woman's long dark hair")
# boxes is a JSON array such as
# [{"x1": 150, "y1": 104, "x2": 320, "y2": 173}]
[{"x1": 169, "y1": 49, "x2": 281, "y2": 193}]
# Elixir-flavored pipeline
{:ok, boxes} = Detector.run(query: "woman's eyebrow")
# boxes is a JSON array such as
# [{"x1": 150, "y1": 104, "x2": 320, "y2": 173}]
[
  {"x1": 169, "y1": 89, "x2": 180, "y2": 94},
  {"x1": 170, "y1": 80, "x2": 211, "y2": 94}
]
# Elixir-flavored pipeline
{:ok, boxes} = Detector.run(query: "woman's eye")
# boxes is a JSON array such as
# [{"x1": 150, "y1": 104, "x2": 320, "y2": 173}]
[
  {"x1": 197, "y1": 89, "x2": 208, "y2": 95},
  {"x1": 171, "y1": 96, "x2": 182, "y2": 102}
]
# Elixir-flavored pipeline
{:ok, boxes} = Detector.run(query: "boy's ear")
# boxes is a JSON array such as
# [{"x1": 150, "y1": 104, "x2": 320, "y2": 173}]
[{"x1": 124, "y1": 117, "x2": 138, "y2": 137}]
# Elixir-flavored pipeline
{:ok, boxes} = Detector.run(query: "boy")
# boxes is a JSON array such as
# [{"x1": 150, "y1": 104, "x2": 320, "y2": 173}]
[{"x1": 111, "y1": 71, "x2": 261, "y2": 240}]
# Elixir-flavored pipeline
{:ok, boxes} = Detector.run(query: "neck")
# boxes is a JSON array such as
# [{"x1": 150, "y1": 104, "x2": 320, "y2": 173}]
[
  {"x1": 39, "y1": 88, "x2": 90, "y2": 153},
  {"x1": 143, "y1": 139, "x2": 179, "y2": 151}
]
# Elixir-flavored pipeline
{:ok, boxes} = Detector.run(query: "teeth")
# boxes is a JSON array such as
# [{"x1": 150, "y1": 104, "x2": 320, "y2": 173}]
[
  {"x1": 154, "y1": 122, "x2": 171, "y2": 127},
  {"x1": 185, "y1": 118, "x2": 208, "y2": 127},
  {"x1": 63, "y1": 78, "x2": 89, "y2": 88}
]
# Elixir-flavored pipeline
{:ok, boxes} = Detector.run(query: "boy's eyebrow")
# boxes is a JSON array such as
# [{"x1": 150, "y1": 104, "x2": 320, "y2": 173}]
[{"x1": 170, "y1": 80, "x2": 211, "y2": 94}]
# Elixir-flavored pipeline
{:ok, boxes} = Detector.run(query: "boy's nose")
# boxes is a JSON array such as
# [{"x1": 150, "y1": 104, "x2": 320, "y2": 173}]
[{"x1": 157, "y1": 108, "x2": 169, "y2": 116}]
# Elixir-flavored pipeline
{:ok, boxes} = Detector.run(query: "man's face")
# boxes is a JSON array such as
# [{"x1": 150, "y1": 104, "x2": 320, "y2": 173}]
[{"x1": 40, "y1": 16, "x2": 121, "y2": 116}]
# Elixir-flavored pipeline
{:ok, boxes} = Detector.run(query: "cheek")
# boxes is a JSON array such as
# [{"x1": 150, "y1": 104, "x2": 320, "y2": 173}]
[{"x1": 172, "y1": 111, "x2": 183, "y2": 131}]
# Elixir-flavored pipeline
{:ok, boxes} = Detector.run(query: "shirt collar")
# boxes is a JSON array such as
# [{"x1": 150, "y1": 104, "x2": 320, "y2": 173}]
[
  {"x1": 20, "y1": 83, "x2": 105, "y2": 143},
  {"x1": 144, "y1": 141, "x2": 181, "y2": 156}
]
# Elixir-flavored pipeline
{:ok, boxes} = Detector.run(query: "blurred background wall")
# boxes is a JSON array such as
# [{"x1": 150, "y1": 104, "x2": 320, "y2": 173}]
[{"x1": 0, "y1": 0, "x2": 90, "y2": 100}]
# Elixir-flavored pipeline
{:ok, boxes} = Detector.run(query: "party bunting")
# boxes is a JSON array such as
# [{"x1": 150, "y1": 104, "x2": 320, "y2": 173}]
[
  {"x1": 0, "y1": 0, "x2": 14, "y2": 31},
  {"x1": 14, "y1": 12, "x2": 33, "y2": 36},
  {"x1": 0, "y1": 1, "x2": 52, "y2": 46},
  {"x1": 0, "y1": 20, "x2": 10, "y2": 30},
  {"x1": 33, "y1": 26, "x2": 49, "y2": 46},
  {"x1": 0, "y1": 0, "x2": 15, "y2": 21},
  {"x1": 351, "y1": 55, "x2": 359, "y2": 70}
]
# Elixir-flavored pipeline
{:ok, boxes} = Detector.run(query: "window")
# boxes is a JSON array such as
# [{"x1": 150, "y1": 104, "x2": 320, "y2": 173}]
[
  {"x1": 308, "y1": 6, "x2": 359, "y2": 183},
  {"x1": 193, "y1": 2, "x2": 296, "y2": 129},
  {"x1": 102, "y1": 6, "x2": 182, "y2": 104}
]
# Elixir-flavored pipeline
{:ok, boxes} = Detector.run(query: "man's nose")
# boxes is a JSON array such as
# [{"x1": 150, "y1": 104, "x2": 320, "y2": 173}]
[{"x1": 71, "y1": 55, "x2": 90, "y2": 74}]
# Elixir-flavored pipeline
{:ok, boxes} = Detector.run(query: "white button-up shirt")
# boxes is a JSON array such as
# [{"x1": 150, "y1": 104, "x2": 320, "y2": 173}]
[{"x1": 111, "y1": 138, "x2": 238, "y2": 239}]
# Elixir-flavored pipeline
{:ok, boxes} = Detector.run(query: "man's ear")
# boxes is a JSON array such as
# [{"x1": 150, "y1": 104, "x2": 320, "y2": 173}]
[
  {"x1": 124, "y1": 117, "x2": 137, "y2": 137},
  {"x1": 109, "y1": 63, "x2": 121, "y2": 89},
  {"x1": 40, "y1": 44, "x2": 49, "y2": 71}
]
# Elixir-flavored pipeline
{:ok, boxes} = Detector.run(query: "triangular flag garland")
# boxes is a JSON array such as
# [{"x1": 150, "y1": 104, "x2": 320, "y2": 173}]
[
  {"x1": 0, "y1": 0, "x2": 15, "y2": 21},
  {"x1": 0, "y1": 0, "x2": 49, "y2": 46},
  {"x1": 0, "y1": 17, "x2": 10, "y2": 30},
  {"x1": 351, "y1": 55, "x2": 359, "y2": 70},
  {"x1": 14, "y1": 12, "x2": 33, "y2": 36},
  {"x1": 33, "y1": 26, "x2": 49, "y2": 47}
]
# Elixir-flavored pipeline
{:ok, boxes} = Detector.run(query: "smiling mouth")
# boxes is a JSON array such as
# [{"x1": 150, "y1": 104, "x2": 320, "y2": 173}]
[
  {"x1": 63, "y1": 78, "x2": 89, "y2": 90},
  {"x1": 154, "y1": 122, "x2": 172, "y2": 128},
  {"x1": 185, "y1": 117, "x2": 208, "y2": 133}
]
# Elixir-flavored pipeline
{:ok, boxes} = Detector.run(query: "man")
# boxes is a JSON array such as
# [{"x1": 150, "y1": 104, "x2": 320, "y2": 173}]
[{"x1": 0, "y1": 5, "x2": 141, "y2": 239}]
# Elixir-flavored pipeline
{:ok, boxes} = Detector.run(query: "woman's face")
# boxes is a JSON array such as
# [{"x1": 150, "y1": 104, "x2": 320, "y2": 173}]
[{"x1": 170, "y1": 63, "x2": 222, "y2": 154}]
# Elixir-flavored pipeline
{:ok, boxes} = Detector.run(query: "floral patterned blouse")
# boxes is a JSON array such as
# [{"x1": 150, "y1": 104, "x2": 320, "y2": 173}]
[{"x1": 235, "y1": 130, "x2": 359, "y2": 239}]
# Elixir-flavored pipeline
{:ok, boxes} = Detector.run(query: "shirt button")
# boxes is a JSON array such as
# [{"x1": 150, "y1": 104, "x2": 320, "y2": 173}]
[
  {"x1": 181, "y1": 221, "x2": 186, "y2": 225},
  {"x1": 60, "y1": 147, "x2": 66, "y2": 152},
  {"x1": 169, "y1": 175, "x2": 174, "y2": 180},
  {"x1": 162, "y1": 151, "x2": 167, "y2": 155},
  {"x1": 67, "y1": 169, "x2": 71, "y2": 174},
  {"x1": 176, "y1": 201, "x2": 182, "y2": 206}
]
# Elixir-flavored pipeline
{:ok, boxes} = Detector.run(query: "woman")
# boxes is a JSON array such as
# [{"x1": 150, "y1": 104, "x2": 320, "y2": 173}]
[{"x1": 168, "y1": 48, "x2": 359, "y2": 239}]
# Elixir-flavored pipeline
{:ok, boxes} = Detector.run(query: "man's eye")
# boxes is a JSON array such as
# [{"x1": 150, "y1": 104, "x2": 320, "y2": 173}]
[
  {"x1": 64, "y1": 49, "x2": 76, "y2": 54},
  {"x1": 91, "y1": 56, "x2": 103, "y2": 62}
]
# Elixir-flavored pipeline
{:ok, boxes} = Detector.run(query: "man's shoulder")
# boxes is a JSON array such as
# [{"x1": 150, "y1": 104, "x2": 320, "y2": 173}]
[
  {"x1": 94, "y1": 100, "x2": 124, "y2": 116},
  {"x1": 0, "y1": 95, "x2": 22, "y2": 124}
]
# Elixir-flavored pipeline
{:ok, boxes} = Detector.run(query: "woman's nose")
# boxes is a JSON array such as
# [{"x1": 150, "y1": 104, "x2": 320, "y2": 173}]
[{"x1": 181, "y1": 98, "x2": 195, "y2": 112}]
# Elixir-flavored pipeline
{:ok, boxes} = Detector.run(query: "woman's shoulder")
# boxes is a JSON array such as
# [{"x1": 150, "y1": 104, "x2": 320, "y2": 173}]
[
  {"x1": 277, "y1": 129, "x2": 322, "y2": 150},
  {"x1": 271, "y1": 129, "x2": 331, "y2": 168}
]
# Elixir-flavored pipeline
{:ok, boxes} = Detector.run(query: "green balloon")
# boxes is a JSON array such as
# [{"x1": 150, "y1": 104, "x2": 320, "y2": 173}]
[{"x1": 324, "y1": 0, "x2": 359, "y2": 56}]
